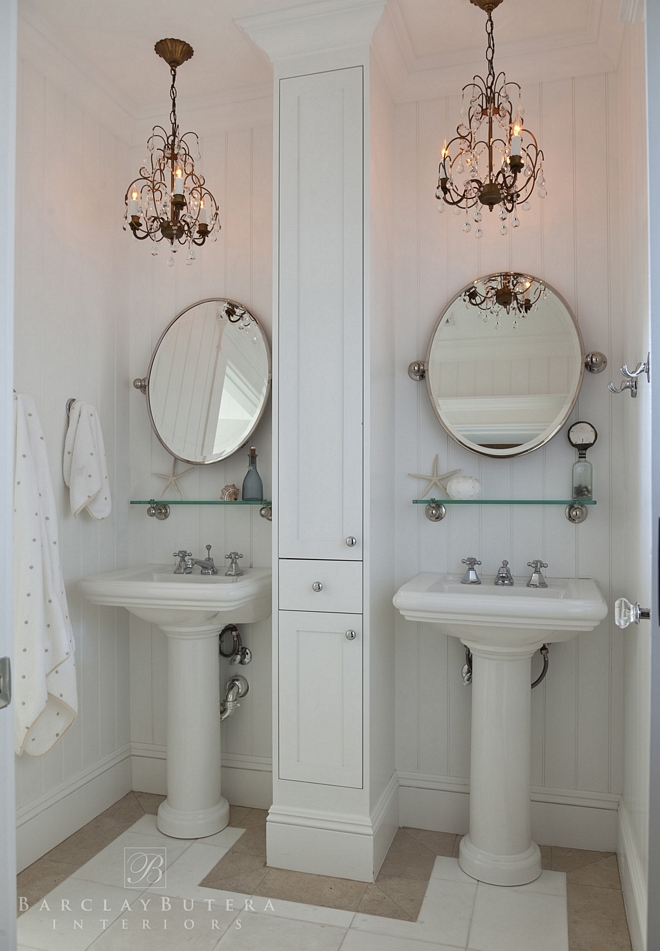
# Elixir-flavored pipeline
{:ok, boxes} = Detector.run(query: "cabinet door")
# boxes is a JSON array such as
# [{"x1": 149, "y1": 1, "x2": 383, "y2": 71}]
[
  {"x1": 278, "y1": 67, "x2": 364, "y2": 560},
  {"x1": 278, "y1": 611, "x2": 362, "y2": 787}
]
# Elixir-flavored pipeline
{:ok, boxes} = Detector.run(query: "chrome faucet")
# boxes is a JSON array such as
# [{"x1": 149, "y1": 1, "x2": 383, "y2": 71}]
[
  {"x1": 194, "y1": 544, "x2": 218, "y2": 575},
  {"x1": 526, "y1": 560, "x2": 548, "y2": 588},
  {"x1": 225, "y1": 551, "x2": 244, "y2": 577},
  {"x1": 461, "y1": 557, "x2": 482, "y2": 585},
  {"x1": 494, "y1": 560, "x2": 514, "y2": 586},
  {"x1": 173, "y1": 550, "x2": 194, "y2": 574}
]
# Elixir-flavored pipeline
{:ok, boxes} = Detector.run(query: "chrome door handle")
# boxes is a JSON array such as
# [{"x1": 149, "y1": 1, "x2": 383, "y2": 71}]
[
  {"x1": 345, "y1": 630, "x2": 357, "y2": 640},
  {"x1": 346, "y1": 536, "x2": 357, "y2": 547},
  {"x1": 312, "y1": 582, "x2": 323, "y2": 592}
]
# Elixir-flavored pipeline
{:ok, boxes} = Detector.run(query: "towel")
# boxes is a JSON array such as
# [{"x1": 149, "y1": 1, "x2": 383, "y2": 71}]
[
  {"x1": 63, "y1": 401, "x2": 112, "y2": 519},
  {"x1": 14, "y1": 394, "x2": 78, "y2": 756}
]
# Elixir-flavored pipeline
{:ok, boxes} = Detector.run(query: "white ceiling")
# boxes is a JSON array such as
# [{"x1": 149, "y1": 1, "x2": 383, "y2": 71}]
[{"x1": 19, "y1": 0, "x2": 625, "y2": 116}]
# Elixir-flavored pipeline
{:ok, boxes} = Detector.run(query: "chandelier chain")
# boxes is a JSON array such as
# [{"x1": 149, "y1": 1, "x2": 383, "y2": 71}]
[
  {"x1": 169, "y1": 66, "x2": 178, "y2": 141},
  {"x1": 485, "y1": 13, "x2": 495, "y2": 101}
]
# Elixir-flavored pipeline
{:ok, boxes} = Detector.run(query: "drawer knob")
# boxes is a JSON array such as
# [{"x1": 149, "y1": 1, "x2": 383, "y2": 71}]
[
  {"x1": 345, "y1": 629, "x2": 357, "y2": 640},
  {"x1": 346, "y1": 536, "x2": 357, "y2": 547},
  {"x1": 312, "y1": 582, "x2": 323, "y2": 592}
]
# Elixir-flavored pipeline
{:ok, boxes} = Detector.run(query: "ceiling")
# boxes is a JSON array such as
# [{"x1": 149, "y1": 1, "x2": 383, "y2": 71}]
[{"x1": 19, "y1": 0, "x2": 625, "y2": 115}]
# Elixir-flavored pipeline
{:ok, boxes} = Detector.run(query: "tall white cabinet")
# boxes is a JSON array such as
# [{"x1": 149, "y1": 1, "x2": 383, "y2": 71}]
[{"x1": 239, "y1": 0, "x2": 397, "y2": 882}]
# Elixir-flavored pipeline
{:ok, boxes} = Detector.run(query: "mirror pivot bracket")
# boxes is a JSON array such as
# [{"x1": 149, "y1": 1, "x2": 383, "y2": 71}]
[
  {"x1": 584, "y1": 352, "x2": 608, "y2": 373},
  {"x1": 408, "y1": 361, "x2": 427, "y2": 382},
  {"x1": 133, "y1": 377, "x2": 147, "y2": 394}
]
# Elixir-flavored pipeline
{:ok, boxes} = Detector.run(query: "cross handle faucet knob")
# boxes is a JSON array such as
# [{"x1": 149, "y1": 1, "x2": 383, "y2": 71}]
[
  {"x1": 225, "y1": 552, "x2": 243, "y2": 561},
  {"x1": 462, "y1": 557, "x2": 481, "y2": 567},
  {"x1": 527, "y1": 560, "x2": 548, "y2": 570},
  {"x1": 174, "y1": 550, "x2": 193, "y2": 558}
]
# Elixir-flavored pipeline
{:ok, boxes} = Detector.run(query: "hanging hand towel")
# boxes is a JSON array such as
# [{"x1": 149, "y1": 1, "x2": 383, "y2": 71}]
[
  {"x1": 63, "y1": 400, "x2": 112, "y2": 519},
  {"x1": 14, "y1": 394, "x2": 78, "y2": 756}
]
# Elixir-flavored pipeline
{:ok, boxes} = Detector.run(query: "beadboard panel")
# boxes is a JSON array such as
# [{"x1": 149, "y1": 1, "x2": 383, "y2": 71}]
[
  {"x1": 127, "y1": 113, "x2": 275, "y2": 776},
  {"x1": 13, "y1": 49, "x2": 132, "y2": 819},
  {"x1": 393, "y1": 74, "x2": 624, "y2": 832},
  {"x1": 613, "y1": 24, "x2": 651, "y2": 951}
]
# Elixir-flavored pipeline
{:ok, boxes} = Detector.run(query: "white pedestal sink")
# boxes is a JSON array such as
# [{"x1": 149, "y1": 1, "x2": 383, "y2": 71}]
[
  {"x1": 80, "y1": 565, "x2": 271, "y2": 839},
  {"x1": 393, "y1": 572, "x2": 607, "y2": 886}
]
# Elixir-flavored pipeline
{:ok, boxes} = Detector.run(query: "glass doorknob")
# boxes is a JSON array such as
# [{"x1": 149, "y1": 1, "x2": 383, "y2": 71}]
[{"x1": 615, "y1": 598, "x2": 650, "y2": 628}]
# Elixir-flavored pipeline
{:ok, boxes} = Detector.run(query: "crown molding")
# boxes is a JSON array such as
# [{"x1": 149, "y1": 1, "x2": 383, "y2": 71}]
[
  {"x1": 374, "y1": 0, "x2": 625, "y2": 104},
  {"x1": 619, "y1": 0, "x2": 645, "y2": 22},
  {"x1": 236, "y1": 0, "x2": 387, "y2": 62}
]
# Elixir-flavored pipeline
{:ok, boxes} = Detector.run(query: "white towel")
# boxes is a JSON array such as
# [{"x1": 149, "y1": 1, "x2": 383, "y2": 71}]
[
  {"x1": 14, "y1": 394, "x2": 78, "y2": 756},
  {"x1": 63, "y1": 401, "x2": 112, "y2": 519}
]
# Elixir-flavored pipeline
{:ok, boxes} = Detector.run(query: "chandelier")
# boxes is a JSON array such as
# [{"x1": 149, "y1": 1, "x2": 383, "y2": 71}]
[
  {"x1": 462, "y1": 273, "x2": 546, "y2": 326},
  {"x1": 436, "y1": 0, "x2": 546, "y2": 237},
  {"x1": 124, "y1": 39, "x2": 220, "y2": 265}
]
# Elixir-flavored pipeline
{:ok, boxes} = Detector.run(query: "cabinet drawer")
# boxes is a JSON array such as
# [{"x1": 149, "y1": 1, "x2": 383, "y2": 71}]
[{"x1": 279, "y1": 559, "x2": 362, "y2": 614}]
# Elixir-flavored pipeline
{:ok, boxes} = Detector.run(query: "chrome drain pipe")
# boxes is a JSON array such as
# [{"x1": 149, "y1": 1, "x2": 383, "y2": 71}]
[{"x1": 220, "y1": 674, "x2": 249, "y2": 721}]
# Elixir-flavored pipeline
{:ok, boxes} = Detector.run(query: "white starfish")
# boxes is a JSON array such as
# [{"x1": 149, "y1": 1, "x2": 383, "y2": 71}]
[
  {"x1": 409, "y1": 456, "x2": 461, "y2": 499},
  {"x1": 153, "y1": 457, "x2": 195, "y2": 500}
]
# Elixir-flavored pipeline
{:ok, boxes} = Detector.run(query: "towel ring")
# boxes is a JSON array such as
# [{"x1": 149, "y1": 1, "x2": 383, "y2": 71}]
[{"x1": 66, "y1": 398, "x2": 77, "y2": 418}]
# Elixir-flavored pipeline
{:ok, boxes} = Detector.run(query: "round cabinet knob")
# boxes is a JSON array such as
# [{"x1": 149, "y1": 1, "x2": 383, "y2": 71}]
[
  {"x1": 345, "y1": 630, "x2": 357, "y2": 640},
  {"x1": 346, "y1": 536, "x2": 357, "y2": 547},
  {"x1": 312, "y1": 582, "x2": 323, "y2": 592}
]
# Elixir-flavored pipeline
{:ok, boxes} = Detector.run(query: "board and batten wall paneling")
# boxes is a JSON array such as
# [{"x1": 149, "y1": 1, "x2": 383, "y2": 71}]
[
  {"x1": 394, "y1": 74, "x2": 623, "y2": 849},
  {"x1": 127, "y1": 112, "x2": 274, "y2": 800},
  {"x1": 13, "y1": 44, "x2": 133, "y2": 868}
]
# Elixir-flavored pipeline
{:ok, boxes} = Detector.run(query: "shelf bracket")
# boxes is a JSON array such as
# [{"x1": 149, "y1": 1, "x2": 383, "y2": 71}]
[
  {"x1": 259, "y1": 505, "x2": 272, "y2": 521},
  {"x1": 565, "y1": 503, "x2": 588, "y2": 523},
  {"x1": 146, "y1": 501, "x2": 170, "y2": 520},
  {"x1": 425, "y1": 502, "x2": 446, "y2": 522}
]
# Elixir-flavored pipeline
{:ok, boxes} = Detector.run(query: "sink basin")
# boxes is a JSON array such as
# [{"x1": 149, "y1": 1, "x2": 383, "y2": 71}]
[
  {"x1": 80, "y1": 564, "x2": 272, "y2": 629},
  {"x1": 393, "y1": 572, "x2": 607, "y2": 648},
  {"x1": 393, "y1": 571, "x2": 607, "y2": 888},
  {"x1": 80, "y1": 563, "x2": 272, "y2": 840}
]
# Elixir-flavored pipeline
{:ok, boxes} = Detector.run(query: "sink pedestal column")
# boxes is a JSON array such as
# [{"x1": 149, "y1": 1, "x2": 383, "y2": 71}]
[
  {"x1": 156, "y1": 624, "x2": 229, "y2": 839},
  {"x1": 459, "y1": 641, "x2": 542, "y2": 886}
]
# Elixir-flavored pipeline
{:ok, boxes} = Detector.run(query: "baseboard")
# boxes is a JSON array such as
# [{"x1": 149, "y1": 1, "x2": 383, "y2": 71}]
[
  {"x1": 267, "y1": 773, "x2": 399, "y2": 882},
  {"x1": 618, "y1": 801, "x2": 647, "y2": 951},
  {"x1": 131, "y1": 744, "x2": 274, "y2": 809},
  {"x1": 16, "y1": 744, "x2": 132, "y2": 872},
  {"x1": 398, "y1": 772, "x2": 620, "y2": 851}
]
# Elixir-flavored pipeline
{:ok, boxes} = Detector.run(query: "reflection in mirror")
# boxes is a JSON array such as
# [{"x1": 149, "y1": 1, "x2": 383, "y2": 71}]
[
  {"x1": 147, "y1": 299, "x2": 270, "y2": 464},
  {"x1": 426, "y1": 275, "x2": 584, "y2": 457}
]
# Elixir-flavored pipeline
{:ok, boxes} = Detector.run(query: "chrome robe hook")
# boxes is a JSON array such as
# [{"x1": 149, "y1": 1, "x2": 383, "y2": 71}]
[{"x1": 608, "y1": 353, "x2": 650, "y2": 398}]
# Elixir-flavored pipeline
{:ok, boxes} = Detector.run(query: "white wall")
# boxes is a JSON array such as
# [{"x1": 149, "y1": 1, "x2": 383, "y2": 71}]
[
  {"x1": 126, "y1": 98, "x2": 274, "y2": 807},
  {"x1": 393, "y1": 74, "x2": 624, "y2": 850},
  {"x1": 13, "y1": 15, "x2": 133, "y2": 870},
  {"x1": 613, "y1": 22, "x2": 651, "y2": 951}
]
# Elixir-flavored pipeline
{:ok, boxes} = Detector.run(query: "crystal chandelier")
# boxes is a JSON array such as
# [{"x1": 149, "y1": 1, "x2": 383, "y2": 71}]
[
  {"x1": 462, "y1": 273, "x2": 546, "y2": 326},
  {"x1": 436, "y1": 0, "x2": 546, "y2": 237},
  {"x1": 124, "y1": 39, "x2": 220, "y2": 266}
]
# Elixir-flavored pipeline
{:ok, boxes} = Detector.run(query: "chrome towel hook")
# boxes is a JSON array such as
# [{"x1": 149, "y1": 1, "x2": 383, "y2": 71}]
[
  {"x1": 65, "y1": 398, "x2": 78, "y2": 418},
  {"x1": 608, "y1": 353, "x2": 649, "y2": 398}
]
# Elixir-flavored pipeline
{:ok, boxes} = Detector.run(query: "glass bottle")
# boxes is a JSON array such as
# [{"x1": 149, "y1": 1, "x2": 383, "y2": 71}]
[
  {"x1": 242, "y1": 447, "x2": 263, "y2": 501},
  {"x1": 572, "y1": 448, "x2": 593, "y2": 501}
]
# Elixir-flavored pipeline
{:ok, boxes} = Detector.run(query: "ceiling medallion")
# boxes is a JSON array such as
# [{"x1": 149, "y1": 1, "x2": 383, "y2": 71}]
[
  {"x1": 436, "y1": 0, "x2": 546, "y2": 237},
  {"x1": 123, "y1": 39, "x2": 220, "y2": 266},
  {"x1": 462, "y1": 273, "x2": 547, "y2": 327}
]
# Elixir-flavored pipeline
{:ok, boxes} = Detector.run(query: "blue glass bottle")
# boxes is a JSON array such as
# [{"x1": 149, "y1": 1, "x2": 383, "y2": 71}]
[{"x1": 242, "y1": 447, "x2": 263, "y2": 501}]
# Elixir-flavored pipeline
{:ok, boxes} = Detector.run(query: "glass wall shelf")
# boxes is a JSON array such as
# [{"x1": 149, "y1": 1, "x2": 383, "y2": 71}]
[
  {"x1": 412, "y1": 499, "x2": 597, "y2": 506},
  {"x1": 130, "y1": 500, "x2": 271, "y2": 505},
  {"x1": 130, "y1": 499, "x2": 272, "y2": 521}
]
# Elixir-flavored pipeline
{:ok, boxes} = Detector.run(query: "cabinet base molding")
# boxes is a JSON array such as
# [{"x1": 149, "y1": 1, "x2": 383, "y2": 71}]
[{"x1": 267, "y1": 774, "x2": 398, "y2": 881}]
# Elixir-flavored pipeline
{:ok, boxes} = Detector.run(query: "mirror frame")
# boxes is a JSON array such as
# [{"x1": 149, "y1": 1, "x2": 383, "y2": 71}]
[
  {"x1": 424, "y1": 274, "x2": 585, "y2": 458},
  {"x1": 144, "y1": 297, "x2": 272, "y2": 465}
]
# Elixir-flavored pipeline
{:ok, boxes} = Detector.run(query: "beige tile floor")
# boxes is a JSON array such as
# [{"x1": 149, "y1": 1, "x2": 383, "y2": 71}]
[{"x1": 17, "y1": 791, "x2": 632, "y2": 950}]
